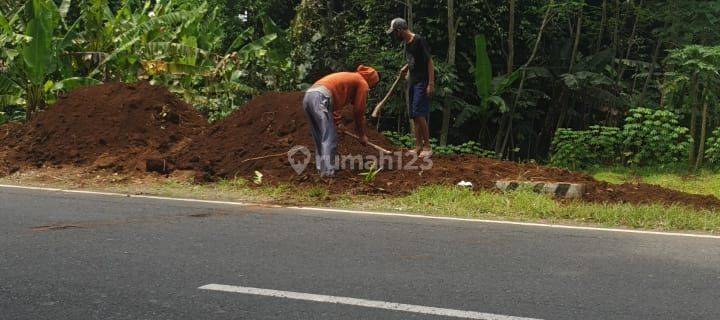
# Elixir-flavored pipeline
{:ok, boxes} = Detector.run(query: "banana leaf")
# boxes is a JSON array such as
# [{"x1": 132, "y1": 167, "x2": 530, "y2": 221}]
[
  {"x1": 22, "y1": 0, "x2": 60, "y2": 85},
  {"x1": 51, "y1": 77, "x2": 102, "y2": 92},
  {"x1": 0, "y1": 94, "x2": 25, "y2": 107},
  {"x1": 0, "y1": 74, "x2": 22, "y2": 94},
  {"x1": 474, "y1": 35, "x2": 492, "y2": 99}
]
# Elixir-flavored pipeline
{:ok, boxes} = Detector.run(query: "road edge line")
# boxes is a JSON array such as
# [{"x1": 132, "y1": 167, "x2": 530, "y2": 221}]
[{"x1": 1, "y1": 183, "x2": 719, "y2": 240}]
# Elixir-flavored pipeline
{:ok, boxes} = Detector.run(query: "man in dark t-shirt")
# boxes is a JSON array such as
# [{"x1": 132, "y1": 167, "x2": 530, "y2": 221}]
[{"x1": 386, "y1": 18, "x2": 435, "y2": 158}]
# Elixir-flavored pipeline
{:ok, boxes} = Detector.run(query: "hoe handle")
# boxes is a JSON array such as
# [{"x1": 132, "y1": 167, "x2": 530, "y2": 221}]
[
  {"x1": 371, "y1": 72, "x2": 403, "y2": 118},
  {"x1": 342, "y1": 131, "x2": 392, "y2": 155}
]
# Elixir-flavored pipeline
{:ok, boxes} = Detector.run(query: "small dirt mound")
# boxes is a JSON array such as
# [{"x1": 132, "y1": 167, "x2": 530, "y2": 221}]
[
  {"x1": 585, "y1": 182, "x2": 720, "y2": 209},
  {"x1": 2, "y1": 82, "x2": 206, "y2": 173}
]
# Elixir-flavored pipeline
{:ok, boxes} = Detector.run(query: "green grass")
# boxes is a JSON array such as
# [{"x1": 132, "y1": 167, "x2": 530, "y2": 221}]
[
  {"x1": 60, "y1": 180, "x2": 720, "y2": 233},
  {"x1": 364, "y1": 185, "x2": 720, "y2": 232},
  {"x1": 588, "y1": 166, "x2": 720, "y2": 198},
  {"x1": 3, "y1": 172, "x2": 718, "y2": 233}
]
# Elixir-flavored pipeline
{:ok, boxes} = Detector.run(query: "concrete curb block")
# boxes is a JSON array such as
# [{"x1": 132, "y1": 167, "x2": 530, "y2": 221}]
[{"x1": 495, "y1": 180, "x2": 586, "y2": 199}]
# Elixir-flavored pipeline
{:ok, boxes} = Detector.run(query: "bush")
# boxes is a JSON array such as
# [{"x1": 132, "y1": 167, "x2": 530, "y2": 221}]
[
  {"x1": 383, "y1": 132, "x2": 496, "y2": 158},
  {"x1": 705, "y1": 128, "x2": 720, "y2": 165},
  {"x1": 622, "y1": 108, "x2": 691, "y2": 166},
  {"x1": 550, "y1": 108, "x2": 690, "y2": 169},
  {"x1": 550, "y1": 126, "x2": 622, "y2": 170}
]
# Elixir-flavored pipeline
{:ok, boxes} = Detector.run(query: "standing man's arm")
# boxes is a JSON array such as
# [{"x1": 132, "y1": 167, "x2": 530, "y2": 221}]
[{"x1": 421, "y1": 37, "x2": 435, "y2": 96}]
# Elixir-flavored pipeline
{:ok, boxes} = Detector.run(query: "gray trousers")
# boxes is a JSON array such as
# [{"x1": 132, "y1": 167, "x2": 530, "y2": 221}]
[{"x1": 303, "y1": 90, "x2": 337, "y2": 177}]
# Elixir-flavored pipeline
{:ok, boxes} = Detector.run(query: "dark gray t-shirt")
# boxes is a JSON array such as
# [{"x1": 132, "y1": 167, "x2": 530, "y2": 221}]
[{"x1": 405, "y1": 35, "x2": 431, "y2": 84}]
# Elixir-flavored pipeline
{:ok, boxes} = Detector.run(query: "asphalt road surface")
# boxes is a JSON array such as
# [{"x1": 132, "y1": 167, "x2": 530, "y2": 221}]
[{"x1": 1, "y1": 185, "x2": 719, "y2": 319}]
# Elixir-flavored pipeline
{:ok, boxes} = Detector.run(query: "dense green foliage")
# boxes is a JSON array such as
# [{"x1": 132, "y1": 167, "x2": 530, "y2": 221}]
[
  {"x1": 2, "y1": 0, "x2": 720, "y2": 170},
  {"x1": 621, "y1": 108, "x2": 691, "y2": 166},
  {"x1": 0, "y1": 0, "x2": 290, "y2": 121},
  {"x1": 705, "y1": 128, "x2": 720, "y2": 166},
  {"x1": 550, "y1": 126, "x2": 622, "y2": 170},
  {"x1": 550, "y1": 108, "x2": 691, "y2": 169}
]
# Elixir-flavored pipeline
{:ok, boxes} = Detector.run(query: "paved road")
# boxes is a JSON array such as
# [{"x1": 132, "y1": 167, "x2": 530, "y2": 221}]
[{"x1": 1, "y1": 186, "x2": 719, "y2": 320}]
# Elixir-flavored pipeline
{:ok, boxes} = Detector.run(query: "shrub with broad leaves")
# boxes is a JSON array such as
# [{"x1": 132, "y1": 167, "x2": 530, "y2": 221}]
[
  {"x1": 550, "y1": 126, "x2": 622, "y2": 170},
  {"x1": 705, "y1": 128, "x2": 720, "y2": 165},
  {"x1": 622, "y1": 108, "x2": 691, "y2": 166}
]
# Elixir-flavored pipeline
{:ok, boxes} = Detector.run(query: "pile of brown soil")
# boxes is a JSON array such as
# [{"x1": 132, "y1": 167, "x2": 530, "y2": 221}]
[
  {"x1": 0, "y1": 82, "x2": 206, "y2": 174},
  {"x1": 584, "y1": 183, "x2": 720, "y2": 209},
  {"x1": 2, "y1": 86, "x2": 718, "y2": 210},
  {"x1": 177, "y1": 92, "x2": 391, "y2": 179},
  {"x1": 0, "y1": 122, "x2": 21, "y2": 174},
  {"x1": 178, "y1": 92, "x2": 720, "y2": 210}
]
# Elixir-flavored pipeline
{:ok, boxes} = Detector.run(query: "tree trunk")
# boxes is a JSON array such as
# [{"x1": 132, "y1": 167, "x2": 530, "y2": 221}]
[
  {"x1": 495, "y1": 0, "x2": 516, "y2": 158},
  {"x1": 596, "y1": 0, "x2": 607, "y2": 53},
  {"x1": 406, "y1": 0, "x2": 413, "y2": 30},
  {"x1": 499, "y1": 0, "x2": 555, "y2": 158},
  {"x1": 688, "y1": 73, "x2": 699, "y2": 165},
  {"x1": 553, "y1": 9, "x2": 584, "y2": 136},
  {"x1": 568, "y1": 10, "x2": 583, "y2": 72},
  {"x1": 535, "y1": 87, "x2": 564, "y2": 159},
  {"x1": 611, "y1": 0, "x2": 621, "y2": 72},
  {"x1": 507, "y1": 0, "x2": 516, "y2": 74},
  {"x1": 405, "y1": 0, "x2": 414, "y2": 134},
  {"x1": 638, "y1": 36, "x2": 662, "y2": 107},
  {"x1": 617, "y1": 0, "x2": 642, "y2": 84},
  {"x1": 25, "y1": 85, "x2": 44, "y2": 121},
  {"x1": 696, "y1": 88, "x2": 709, "y2": 170},
  {"x1": 493, "y1": 0, "x2": 516, "y2": 155},
  {"x1": 494, "y1": 114, "x2": 509, "y2": 154},
  {"x1": 440, "y1": 0, "x2": 458, "y2": 146}
]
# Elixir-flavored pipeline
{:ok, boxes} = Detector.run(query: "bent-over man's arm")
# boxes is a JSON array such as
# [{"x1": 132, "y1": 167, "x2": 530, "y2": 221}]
[{"x1": 353, "y1": 83, "x2": 370, "y2": 144}]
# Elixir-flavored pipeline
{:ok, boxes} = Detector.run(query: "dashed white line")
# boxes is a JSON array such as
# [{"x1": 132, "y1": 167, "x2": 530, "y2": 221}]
[
  {"x1": 198, "y1": 283, "x2": 542, "y2": 320},
  {"x1": 1, "y1": 183, "x2": 719, "y2": 239}
]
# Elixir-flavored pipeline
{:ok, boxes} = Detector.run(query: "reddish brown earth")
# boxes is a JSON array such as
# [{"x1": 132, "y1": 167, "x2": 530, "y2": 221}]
[
  {"x1": 176, "y1": 92, "x2": 720, "y2": 210},
  {"x1": 0, "y1": 82, "x2": 206, "y2": 174},
  {"x1": 1, "y1": 85, "x2": 719, "y2": 210},
  {"x1": 176, "y1": 92, "x2": 393, "y2": 180}
]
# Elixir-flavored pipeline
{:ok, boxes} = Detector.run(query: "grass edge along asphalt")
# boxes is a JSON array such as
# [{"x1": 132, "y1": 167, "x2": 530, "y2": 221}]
[
  {"x1": 1, "y1": 174, "x2": 718, "y2": 235},
  {"x1": 588, "y1": 166, "x2": 720, "y2": 199}
]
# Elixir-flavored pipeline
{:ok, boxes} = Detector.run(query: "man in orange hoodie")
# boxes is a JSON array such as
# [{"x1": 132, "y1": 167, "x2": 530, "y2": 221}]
[{"x1": 303, "y1": 65, "x2": 380, "y2": 177}]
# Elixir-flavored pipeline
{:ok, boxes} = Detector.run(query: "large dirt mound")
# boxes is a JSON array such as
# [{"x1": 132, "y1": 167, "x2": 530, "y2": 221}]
[
  {"x1": 2, "y1": 86, "x2": 718, "y2": 210},
  {"x1": 1, "y1": 82, "x2": 206, "y2": 173},
  {"x1": 177, "y1": 92, "x2": 391, "y2": 179},
  {"x1": 178, "y1": 92, "x2": 720, "y2": 210}
]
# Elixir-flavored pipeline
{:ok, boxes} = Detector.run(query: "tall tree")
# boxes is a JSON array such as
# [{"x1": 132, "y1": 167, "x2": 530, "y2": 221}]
[
  {"x1": 596, "y1": 0, "x2": 607, "y2": 53},
  {"x1": 439, "y1": 0, "x2": 459, "y2": 146},
  {"x1": 507, "y1": 0, "x2": 515, "y2": 75},
  {"x1": 498, "y1": 0, "x2": 556, "y2": 158}
]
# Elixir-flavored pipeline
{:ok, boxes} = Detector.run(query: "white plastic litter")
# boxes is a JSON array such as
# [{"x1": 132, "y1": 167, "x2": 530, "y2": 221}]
[{"x1": 457, "y1": 181, "x2": 473, "y2": 188}]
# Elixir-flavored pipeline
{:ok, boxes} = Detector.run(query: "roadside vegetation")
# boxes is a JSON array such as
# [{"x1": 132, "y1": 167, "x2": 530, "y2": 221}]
[
  {"x1": 3, "y1": 0, "x2": 720, "y2": 165},
  {"x1": 2, "y1": 1, "x2": 720, "y2": 233},
  {"x1": 3, "y1": 170, "x2": 719, "y2": 233},
  {"x1": 589, "y1": 166, "x2": 720, "y2": 199}
]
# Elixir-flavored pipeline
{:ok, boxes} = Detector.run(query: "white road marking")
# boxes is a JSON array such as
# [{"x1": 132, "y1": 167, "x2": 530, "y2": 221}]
[
  {"x1": 1, "y1": 183, "x2": 719, "y2": 239},
  {"x1": 199, "y1": 283, "x2": 541, "y2": 320}
]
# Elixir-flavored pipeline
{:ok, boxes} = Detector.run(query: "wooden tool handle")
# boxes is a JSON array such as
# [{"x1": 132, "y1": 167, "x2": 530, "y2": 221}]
[
  {"x1": 342, "y1": 131, "x2": 392, "y2": 155},
  {"x1": 371, "y1": 72, "x2": 403, "y2": 118}
]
